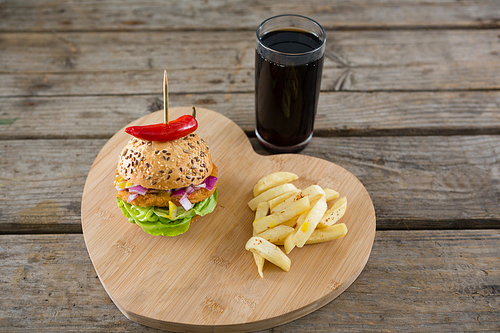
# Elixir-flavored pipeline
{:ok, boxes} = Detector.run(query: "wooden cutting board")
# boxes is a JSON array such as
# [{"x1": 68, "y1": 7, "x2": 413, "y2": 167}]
[{"x1": 81, "y1": 107, "x2": 376, "y2": 332}]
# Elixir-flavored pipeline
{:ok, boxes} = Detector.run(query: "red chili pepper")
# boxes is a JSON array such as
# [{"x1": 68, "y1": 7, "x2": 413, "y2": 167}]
[{"x1": 125, "y1": 115, "x2": 198, "y2": 141}]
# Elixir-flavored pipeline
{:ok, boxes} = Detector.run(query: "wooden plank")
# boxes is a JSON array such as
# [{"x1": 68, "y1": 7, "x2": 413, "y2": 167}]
[
  {"x1": 0, "y1": 30, "x2": 499, "y2": 94},
  {"x1": 1, "y1": 91, "x2": 500, "y2": 140},
  {"x1": 3, "y1": 60, "x2": 500, "y2": 98},
  {"x1": 1, "y1": 230, "x2": 498, "y2": 331},
  {"x1": 1, "y1": 0, "x2": 500, "y2": 32},
  {"x1": 1, "y1": 136, "x2": 499, "y2": 233}
]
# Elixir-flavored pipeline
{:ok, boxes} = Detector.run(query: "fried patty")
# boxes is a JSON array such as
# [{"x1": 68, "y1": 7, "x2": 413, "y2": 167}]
[{"x1": 117, "y1": 165, "x2": 218, "y2": 208}]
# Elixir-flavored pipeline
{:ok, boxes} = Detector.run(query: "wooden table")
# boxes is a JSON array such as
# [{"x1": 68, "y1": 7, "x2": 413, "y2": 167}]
[{"x1": 1, "y1": 1, "x2": 499, "y2": 331}]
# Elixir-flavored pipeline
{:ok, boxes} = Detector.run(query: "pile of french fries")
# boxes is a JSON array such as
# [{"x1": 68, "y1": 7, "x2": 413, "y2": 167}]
[{"x1": 245, "y1": 172, "x2": 348, "y2": 277}]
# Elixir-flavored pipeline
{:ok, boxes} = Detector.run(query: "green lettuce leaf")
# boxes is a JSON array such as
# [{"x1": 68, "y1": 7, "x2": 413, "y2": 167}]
[{"x1": 116, "y1": 190, "x2": 217, "y2": 237}]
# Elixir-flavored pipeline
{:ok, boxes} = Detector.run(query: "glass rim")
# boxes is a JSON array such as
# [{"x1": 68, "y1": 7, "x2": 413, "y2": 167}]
[{"x1": 256, "y1": 14, "x2": 326, "y2": 58}]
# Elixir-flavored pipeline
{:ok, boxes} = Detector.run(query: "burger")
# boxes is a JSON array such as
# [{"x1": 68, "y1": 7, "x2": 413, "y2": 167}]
[{"x1": 114, "y1": 133, "x2": 218, "y2": 236}]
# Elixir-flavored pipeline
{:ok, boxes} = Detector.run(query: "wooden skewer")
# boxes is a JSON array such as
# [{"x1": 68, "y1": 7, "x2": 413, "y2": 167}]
[{"x1": 163, "y1": 70, "x2": 169, "y2": 124}]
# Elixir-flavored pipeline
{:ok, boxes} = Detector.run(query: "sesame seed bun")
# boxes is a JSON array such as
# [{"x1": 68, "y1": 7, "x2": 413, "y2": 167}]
[{"x1": 117, "y1": 133, "x2": 213, "y2": 190}]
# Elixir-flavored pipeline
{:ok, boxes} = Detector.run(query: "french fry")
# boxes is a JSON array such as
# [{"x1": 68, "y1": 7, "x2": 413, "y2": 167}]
[
  {"x1": 253, "y1": 196, "x2": 310, "y2": 234},
  {"x1": 293, "y1": 196, "x2": 327, "y2": 248},
  {"x1": 316, "y1": 196, "x2": 347, "y2": 228},
  {"x1": 301, "y1": 185, "x2": 326, "y2": 202},
  {"x1": 255, "y1": 202, "x2": 269, "y2": 222},
  {"x1": 256, "y1": 225, "x2": 294, "y2": 244},
  {"x1": 271, "y1": 185, "x2": 325, "y2": 214},
  {"x1": 252, "y1": 201, "x2": 269, "y2": 275},
  {"x1": 253, "y1": 172, "x2": 299, "y2": 197},
  {"x1": 246, "y1": 237, "x2": 291, "y2": 272},
  {"x1": 248, "y1": 183, "x2": 297, "y2": 211},
  {"x1": 268, "y1": 189, "x2": 300, "y2": 210},
  {"x1": 280, "y1": 215, "x2": 299, "y2": 228},
  {"x1": 324, "y1": 188, "x2": 340, "y2": 201},
  {"x1": 284, "y1": 212, "x2": 307, "y2": 254},
  {"x1": 252, "y1": 253, "x2": 265, "y2": 278},
  {"x1": 283, "y1": 231, "x2": 295, "y2": 253},
  {"x1": 306, "y1": 223, "x2": 348, "y2": 244}
]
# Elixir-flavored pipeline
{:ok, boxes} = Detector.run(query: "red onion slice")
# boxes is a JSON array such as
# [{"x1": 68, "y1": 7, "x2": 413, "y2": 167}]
[
  {"x1": 193, "y1": 183, "x2": 207, "y2": 190},
  {"x1": 172, "y1": 188, "x2": 186, "y2": 197},
  {"x1": 203, "y1": 176, "x2": 218, "y2": 191},
  {"x1": 179, "y1": 195, "x2": 192, "y2": 211},
  {"x1": 127, "y1": 193, "x2": 139, "y2": 203},
  {"x1": 128, "y1": 185, "x2": 148, "y2": 195}
]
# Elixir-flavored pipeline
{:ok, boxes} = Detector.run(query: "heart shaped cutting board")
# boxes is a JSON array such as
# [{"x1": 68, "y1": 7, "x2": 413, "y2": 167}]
[{"x1": 81, "y1": 107, "x2": 376, "y2": 332}]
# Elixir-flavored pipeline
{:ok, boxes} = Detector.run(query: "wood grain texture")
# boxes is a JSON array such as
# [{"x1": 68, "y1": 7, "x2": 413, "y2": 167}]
[
  {"x1": 1, "y1": 230, "x2": 498, "y2": 332},
  {"x1": 81, "y1": 107, "x2": 376, "y2": 331},
  {"x1": 3, "y1": 63, "x2": 500, "y2": 98},
  {"x1": 1, "y1": 0, "x2": 500, "y2": 32},
  {"x1": 1, "y1": 30, "x2": 499, "y2": 93},
  {"x1": 2, "y1": 91, "x2": 500, "y2": 140},
  {"x1": 1, "y1": 134, "x2": 499, "y2": 233}
]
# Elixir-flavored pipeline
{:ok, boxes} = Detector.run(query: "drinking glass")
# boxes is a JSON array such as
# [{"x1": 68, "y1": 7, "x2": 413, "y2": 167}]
[{"x1": 255, "y1": 14, "x2": 326, "y2": 152}]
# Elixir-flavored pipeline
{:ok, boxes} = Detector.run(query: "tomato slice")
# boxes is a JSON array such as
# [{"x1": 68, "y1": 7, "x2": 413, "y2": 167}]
[{"x1": 125, "y1": 115, "x2": 198, "y2": 141}]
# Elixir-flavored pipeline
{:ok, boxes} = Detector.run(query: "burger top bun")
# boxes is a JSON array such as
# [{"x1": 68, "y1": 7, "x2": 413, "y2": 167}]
[{"x1": 117, "y1": 133, "x2": 213, "y2": 190}]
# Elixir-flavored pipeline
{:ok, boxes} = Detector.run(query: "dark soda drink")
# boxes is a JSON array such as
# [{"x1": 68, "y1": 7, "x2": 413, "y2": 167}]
[{"x1": 255, "y1": 16, "x2": 325, "y2": 152}]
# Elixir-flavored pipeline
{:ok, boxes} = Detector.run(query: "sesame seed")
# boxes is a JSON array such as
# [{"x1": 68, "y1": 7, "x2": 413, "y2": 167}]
[
  {"x1": 152, "y1": 181, "x2": 157, "y2": 185},
  {"x1": 167, "y1": 175, "x2": 170, "y2": 180},
  {"x1": 168, "y1": 170, "x2": 173, "y2": 174},
  {"x1": 146, "y1": 163, "x2": 150, "y2": 168},
  {"x1": 146, "y1": 176, "x2": 151, "y2": 180},
  {"x1": 159, "y1": 170, "x2": 164, "y2": 173},
  {"x1": 162, "y1": 150, "x2": 167, "y2": 153},
  {"x1": 176, "y1": 178, "x2": 180, "y2": 181},
  {"x1": 180, "y1": 167, "x2": 183, "y2": 172},
  {"x1": 155, "y1": 150, "x2": 159, "y2": 154}
]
